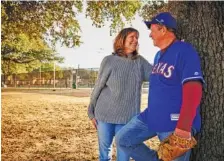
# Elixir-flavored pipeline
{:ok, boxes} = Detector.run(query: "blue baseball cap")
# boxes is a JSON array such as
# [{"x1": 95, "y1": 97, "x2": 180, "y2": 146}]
[{"x1": 144, "y1": 12, "x2": 177, "y2": 30}]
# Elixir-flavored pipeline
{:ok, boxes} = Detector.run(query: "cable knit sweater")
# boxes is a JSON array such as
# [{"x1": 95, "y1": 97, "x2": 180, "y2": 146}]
[{"x1": 88, "y1": 54, "x2": 152, "y2": 124}]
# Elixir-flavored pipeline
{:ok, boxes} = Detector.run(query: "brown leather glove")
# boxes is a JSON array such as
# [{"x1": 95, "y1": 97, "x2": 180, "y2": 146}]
[{"x1": 157, "y1": 133, "x2": 197, "y2": 161}]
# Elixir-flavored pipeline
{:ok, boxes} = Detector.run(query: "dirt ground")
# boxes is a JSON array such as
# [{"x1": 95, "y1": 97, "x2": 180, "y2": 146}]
[{"x1": 1, "y1": 88, "x2": 159, "y2": 161}]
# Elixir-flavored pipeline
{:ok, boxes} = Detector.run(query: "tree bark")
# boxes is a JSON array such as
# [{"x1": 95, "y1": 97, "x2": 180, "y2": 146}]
[{"x1": 168, "y1": 1, "x2": 224, "y2": 161}]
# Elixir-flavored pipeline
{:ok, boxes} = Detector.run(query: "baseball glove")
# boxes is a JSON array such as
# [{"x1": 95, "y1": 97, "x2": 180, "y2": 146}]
[{"x1": 157, "y1": 133, "x2": 197, "y2": 161}]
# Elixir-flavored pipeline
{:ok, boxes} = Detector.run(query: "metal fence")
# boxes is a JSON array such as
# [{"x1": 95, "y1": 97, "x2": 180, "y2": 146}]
[
  {"x1": 1, "y1": 68, "x2": 99, "y2": 89},
  {"x1": 1, "y1": 67, "x2": 149, "y2": 89}
]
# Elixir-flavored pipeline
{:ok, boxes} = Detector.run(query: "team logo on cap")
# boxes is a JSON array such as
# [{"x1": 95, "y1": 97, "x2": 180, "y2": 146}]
[
  {"x1": 194, "y1": 72, "x2": 199, "y2": 75},
  {"x1": 156, "y1": 19, "x2": 164, "y2": 23}
]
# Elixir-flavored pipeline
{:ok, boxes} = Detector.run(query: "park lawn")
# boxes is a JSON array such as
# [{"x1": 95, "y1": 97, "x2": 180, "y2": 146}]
[{"x1": 1, "y1": 89, "x2": 159, "y2": 161}]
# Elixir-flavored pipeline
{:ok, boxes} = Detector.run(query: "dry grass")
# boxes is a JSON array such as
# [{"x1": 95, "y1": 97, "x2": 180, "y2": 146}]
[{"x1": 1, "y1": 89, "x2": 159, "y2": 161}]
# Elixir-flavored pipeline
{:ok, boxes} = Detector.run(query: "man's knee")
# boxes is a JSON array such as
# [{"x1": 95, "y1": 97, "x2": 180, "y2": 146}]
[{"x1": 115, "y1": 130, "x2": 130, "y2": 148}]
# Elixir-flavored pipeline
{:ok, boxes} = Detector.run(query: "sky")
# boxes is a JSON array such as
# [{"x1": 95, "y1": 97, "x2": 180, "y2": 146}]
[{"x1": 56, "y1": 13, "x2": 159, "y2": 69}]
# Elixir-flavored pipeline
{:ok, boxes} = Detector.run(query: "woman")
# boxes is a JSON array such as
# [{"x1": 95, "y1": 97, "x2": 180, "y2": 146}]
[{"x1": 88, "y1": 27, "x2": 152, "y2": 161}]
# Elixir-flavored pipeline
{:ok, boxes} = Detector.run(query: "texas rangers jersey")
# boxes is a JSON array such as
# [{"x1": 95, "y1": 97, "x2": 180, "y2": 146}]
[{"x1": 139, "y1": 41, "x2": 204, "y2": 132}]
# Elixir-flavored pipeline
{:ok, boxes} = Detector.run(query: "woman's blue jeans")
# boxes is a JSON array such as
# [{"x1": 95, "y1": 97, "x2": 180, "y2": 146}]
[
  {"x1": 115, "y1": 115, "x2": 192, "y2": 161},
  {"x1": 97, "y1": 120, "x2": 130, "y2": 161}
]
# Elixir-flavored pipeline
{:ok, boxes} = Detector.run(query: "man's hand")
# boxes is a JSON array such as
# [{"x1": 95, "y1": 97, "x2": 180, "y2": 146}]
[{"x1": 91, "y1": 118, "x2": 98, "y2": 129}]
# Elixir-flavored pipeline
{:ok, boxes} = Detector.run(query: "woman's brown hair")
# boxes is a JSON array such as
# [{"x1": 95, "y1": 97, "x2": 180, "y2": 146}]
[{"x1": 113, "y1": 27, "x2": 139, "y2": 60}]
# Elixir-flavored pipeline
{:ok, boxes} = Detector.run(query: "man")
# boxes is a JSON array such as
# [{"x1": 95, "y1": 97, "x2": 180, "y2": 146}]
[{"x1": 115, "y1": 12, "x2": 204, "y2": 161}]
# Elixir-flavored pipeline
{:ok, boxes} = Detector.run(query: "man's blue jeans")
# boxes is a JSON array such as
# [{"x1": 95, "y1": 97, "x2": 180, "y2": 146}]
[
  {"x1": 97, "y1": 120, "x2": 129, "y2": 161},
  {"x1": 115, "y1": 115, "x2": 192, "y2": 161}
]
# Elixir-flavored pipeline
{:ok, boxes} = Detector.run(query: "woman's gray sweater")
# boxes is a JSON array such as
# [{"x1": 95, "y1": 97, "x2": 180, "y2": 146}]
[{"x1": 88, "y1": 54, "x2": 152, "y2": 124}]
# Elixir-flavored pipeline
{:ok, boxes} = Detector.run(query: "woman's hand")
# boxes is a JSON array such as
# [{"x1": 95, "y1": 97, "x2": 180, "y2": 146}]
[{"x1": 91, "y1": 118, "x2": 98, "y2": 129}]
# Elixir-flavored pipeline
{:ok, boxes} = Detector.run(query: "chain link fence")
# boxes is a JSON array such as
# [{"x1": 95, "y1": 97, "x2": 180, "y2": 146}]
[
  {"x1": 1, "y1": 68, "x2": 99, "y2": 89},
  {"x1": 1, "y1": 67, "x2": 149, "y2": 90}
]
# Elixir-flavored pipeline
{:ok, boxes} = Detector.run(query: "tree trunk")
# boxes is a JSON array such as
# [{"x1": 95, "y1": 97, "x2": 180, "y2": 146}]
[{"x1": 168, "y1": 1, "x2": 224, "y2": 161}]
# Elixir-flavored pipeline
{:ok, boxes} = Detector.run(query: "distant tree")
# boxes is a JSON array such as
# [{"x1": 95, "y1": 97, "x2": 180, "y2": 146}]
[
  {"x1": 140, "y1": 0, "x2": 168, "y2": 20},
  {"x1": 1, "y1": 1, "x2": 141, "y2": 75},
  {"x1": 86, "y1": 1, "x2": 141, "y2": 34},
  {"x1": 1, "y1": 1, "x2": 82, "y2": 75}
]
